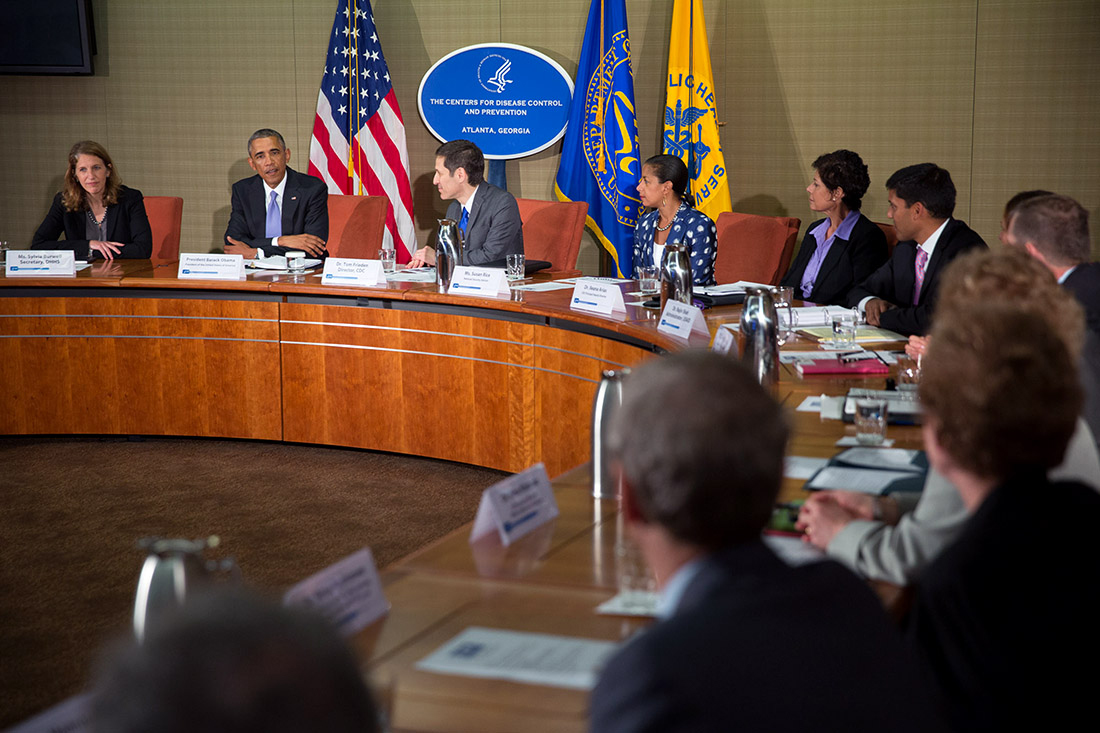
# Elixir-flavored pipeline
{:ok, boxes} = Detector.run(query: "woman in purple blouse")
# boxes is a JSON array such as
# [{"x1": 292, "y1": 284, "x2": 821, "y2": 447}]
[
  {"x1": 779, "y1": 150, "x2": 887, "y2": 306},
  {"x1": 633, "y1": 154, "x2": 717, "y2": 286}
]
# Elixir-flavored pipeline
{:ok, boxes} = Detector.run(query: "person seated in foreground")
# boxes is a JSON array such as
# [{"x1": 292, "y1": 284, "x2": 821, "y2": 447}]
[
  {"x1": 32, "y1": 140, "x2": 152, "y2": 260},
  {"x1": 632, "y1": 154, "x2": 717, "y2": 286},
  {"x1": 903, "y1": 303, "x2": 1100, "y2": 731},
  {"x1": 847, "y1": 163, "x2": 986, "y2": 336},
  {"x1": 408, "y1": 139, "x2": 523, "y2": 268},
  {"x1": 224, "y1": 128, "x2": 329, "y2": 260},
  {"x1": 589, "y1": 351, "x2": 941, "y2": 733},
  {"x1": 90, "y1": 590, "x2": 378, "y2": 733},
  {"x1": 779, "y1": 149, "x2": 888, "y2": 305},
  {"x1": 1005, "y1": 192, "x2": 1100, "y2": 449},
  {"x1": 798, "y1": 249, "x2": 1100, "y2": 584}
]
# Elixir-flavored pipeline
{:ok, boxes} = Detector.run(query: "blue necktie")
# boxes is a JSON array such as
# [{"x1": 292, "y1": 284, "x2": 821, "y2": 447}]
[
  {"x1": 266, "y1": 190, "x2": 282, "y2": 238},
  {"x1": 459, "y1": 207, "x2": 469, "y2": 237}
]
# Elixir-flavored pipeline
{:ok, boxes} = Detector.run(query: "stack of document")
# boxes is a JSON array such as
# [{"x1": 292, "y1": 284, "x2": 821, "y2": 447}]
[{"x1": 696, "y1": 280, "x2": 772, "y2": 296}]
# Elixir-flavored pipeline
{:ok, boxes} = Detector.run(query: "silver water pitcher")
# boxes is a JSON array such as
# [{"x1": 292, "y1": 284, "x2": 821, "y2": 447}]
[
  {"x1": 435, "y1": 218, "x2": 464, "y2": 291},
  {"x1": 659, "y1": 242, "x2": 693, "y2": 312},
  {"x1": 133, "y1": 535, "x2": 220, "y2": 642},
  {"x1": 591, "y1": 368, "x2": 630, "y2": 499},
  {"x1": 740, "y1": 286, "x2": 780, "y2": 388}
]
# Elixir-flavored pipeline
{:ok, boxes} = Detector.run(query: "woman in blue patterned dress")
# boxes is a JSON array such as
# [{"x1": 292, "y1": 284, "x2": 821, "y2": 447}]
[{"x1": 633, "y1": 154, "x2": 717, "y2": 286}]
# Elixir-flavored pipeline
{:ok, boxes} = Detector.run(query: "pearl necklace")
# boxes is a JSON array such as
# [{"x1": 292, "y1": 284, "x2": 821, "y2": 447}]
[{"x1": 655, "y1": 201, "x2": 685, "y2": 232}]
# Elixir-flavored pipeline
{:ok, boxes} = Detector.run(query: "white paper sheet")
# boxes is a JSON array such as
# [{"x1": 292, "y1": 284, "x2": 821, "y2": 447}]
[
  {"x1": 784, "y1": 455, "x2": 830, "y2": 479},
  {"x1": 763, "y1": 534, "x2": 826, "y2": 566},
  {"x1": 833, "y1": 448, "x2": 922, "y2": 472},
  {"x1": 805, "y1": 466, "x2": 916, "y2": 494},
  {"x1": 511, "y1": 280, "x2": 576, "y2": 292},
  {"x1": 595, "y1": 591, "x2": 660, "y2": 618},
  {"x1": 387, "y1": 267, "x2": 437, "y2": 282},
  {"x1": 415, "y1": 627, "x2": 618, "y2": 690},
  {"x1": 835, "y1": 436, "x2": 896, "y2": 448}
]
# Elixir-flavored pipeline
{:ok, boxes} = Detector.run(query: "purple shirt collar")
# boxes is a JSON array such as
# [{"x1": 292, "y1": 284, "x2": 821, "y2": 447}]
[{"x1": 800, "y1": 210, "x2": 862, "y2": 298}]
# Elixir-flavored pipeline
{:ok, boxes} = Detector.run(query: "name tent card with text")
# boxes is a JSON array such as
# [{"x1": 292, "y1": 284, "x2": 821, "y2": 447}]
[
  {"x1": 658, "y1": 300, "x2": 709, "y2": 340},
  {"x1": 6, "y1": 250, "x2": 75, "y2": 277},
  {"x1": 712, "y1": 323, "x2": 739, "y2": 356},
  {"x1": 322, "y1": 257, "x2": 384, "y2": 286},
  {"x1": 448, "y1": 266, "x2": 510, "y2": 297},
  {"x1": 283, "y1": 547, "x2": 389, "y2": 637},
  {"x1": 570, "y1": 279, "x2": 627, "y2": 315},
  {"x1": 178, "y1": 253, "x2": 244, "y2": 280},
  {"x1": 470, "y1": 463, "x2": 559, "y2": 546}
]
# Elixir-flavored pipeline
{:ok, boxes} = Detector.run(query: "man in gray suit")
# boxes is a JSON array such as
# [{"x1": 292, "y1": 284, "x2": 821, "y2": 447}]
[{"x1": 408, "y1": 139, "x2": 523, "y2": 268}]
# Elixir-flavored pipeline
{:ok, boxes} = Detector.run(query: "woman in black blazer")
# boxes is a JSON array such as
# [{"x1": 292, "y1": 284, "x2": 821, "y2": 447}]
[
  {"x1": 780, "y1": 149, "x2": 887, "y2": 306},
  {"x1": 32, "y1": 140, "x2": 152, "y2": 260}
]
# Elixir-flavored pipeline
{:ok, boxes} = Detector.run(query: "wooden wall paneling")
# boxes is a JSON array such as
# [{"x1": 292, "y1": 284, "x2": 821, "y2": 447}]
[
  {"x1": 530, "y1": 327, "x2": 654, "y2": 477},
  {"x1": 0, "y1": 296, "x2": 282, "y2": 439}
]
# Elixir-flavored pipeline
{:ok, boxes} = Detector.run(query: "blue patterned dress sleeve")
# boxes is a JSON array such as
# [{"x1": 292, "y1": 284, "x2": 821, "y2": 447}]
[
  {"x1": 632, "y1": 206, "x2": 716, "y2": 285},
  {"x1": 668, "y1": 206, "x2": 717, "y2": 286}
]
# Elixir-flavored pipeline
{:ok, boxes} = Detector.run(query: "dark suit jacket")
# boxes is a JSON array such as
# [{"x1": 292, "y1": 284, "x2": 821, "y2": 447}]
[
  {"x1": 847, "y1": 218, "x2": 987, "y2": 336},
  {"x1": 590, "y1": 541, "x2": 943, "y2": 733},
  {"x1": 1063, "y1": 261, "x2": 1100, "y2": 336},
  {"x1": 905, "y1": 473, "x2": 1100, "y2": 731},
  {"x1": 447, "y1": 182, "x2": 523, "y2": 266},
  {"x1": 31, "y1": 186, "x2": 152, "y2": 259},
  {"x1": 225, "y1": 168, "x2": 329, "y2": 258},
  {"x1": 780, "y1": 213, "x2": 888, "y2": 306}
]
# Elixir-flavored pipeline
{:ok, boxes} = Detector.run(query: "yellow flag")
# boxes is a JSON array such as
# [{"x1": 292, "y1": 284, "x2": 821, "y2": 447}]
[{"x1": 663, "y1": 0, "x2": 731, "y2": 222}]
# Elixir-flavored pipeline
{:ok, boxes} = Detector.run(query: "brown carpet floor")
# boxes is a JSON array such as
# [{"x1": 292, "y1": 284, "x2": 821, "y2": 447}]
[{"x1": 0, "y1": 436, "x2": 506, "y2": 728}]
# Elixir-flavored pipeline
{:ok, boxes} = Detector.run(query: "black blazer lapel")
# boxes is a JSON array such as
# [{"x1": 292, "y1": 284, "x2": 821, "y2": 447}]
[
  {"x1": 916, "y1": 220, "x2": 959, "y2": 305},
  {"x1": 281, "y1": 170, "x2": 301, "y2": 233}
]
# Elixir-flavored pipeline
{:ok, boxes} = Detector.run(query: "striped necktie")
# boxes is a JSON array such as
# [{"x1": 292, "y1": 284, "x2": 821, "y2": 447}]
[{"x1": 913, "y1": 247, "x2": 929, "y2": 304}]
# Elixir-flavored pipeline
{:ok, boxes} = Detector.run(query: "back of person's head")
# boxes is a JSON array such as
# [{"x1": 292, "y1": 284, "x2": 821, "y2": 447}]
[
  {"x1": 1002, "y1": 189, "x2": 1053, "y2": 222},
  {"x1": 610, "y1": 351, "x2": 788, "y2": 551},
  {"x1": 885, "y1": 163, "x2": 956, "y2": 219},
  {"x1": 643, "y1": 154, "x2": 693, "y2": 207},
  {"x1": 1008, "y1": 193, "x2": 1092, "y2": 267},
  {"x1": 812, "y1": 149, "x2": 871, "y2": 211},
  {"x1": 936, "y1": 248, "x2": 1085, "y2": 360},
  {"x1": 921, "y1": 303, "x2": 1082, "y2": 481},
  {"x1": 90, "y1": 590, "x2": 378, "y2": 733},
  {"x1": 436, "y1": 139, "x2": 485, "y2": 185}
]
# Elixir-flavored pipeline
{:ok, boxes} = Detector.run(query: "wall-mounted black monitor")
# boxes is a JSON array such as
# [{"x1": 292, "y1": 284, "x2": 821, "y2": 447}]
[{"x1": 0, "y1": 0, "x2": 96, "y2": 75}]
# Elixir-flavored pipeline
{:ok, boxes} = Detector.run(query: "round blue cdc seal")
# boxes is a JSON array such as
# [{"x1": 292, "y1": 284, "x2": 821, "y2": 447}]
[{"x1": 418, "y1": 43, "x2": 574, "y2": 160}]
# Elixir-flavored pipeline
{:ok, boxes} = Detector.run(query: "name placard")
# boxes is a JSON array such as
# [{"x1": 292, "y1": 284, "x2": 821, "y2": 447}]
[
  {"x1": 178, "y1": 253, "x2": 244, "y2": 280},
  {"x1": 658, "y1": 300, "x2": 710, "y2": 340},
  {"x1": 6, "y1": 693, "x2": 92, "y2": 733},
  {"x1": 6, "y1": 250, "x2": 76, "y2": 277},
  {"x1": 322, "y1": 257, "x2": 385, "y2": 286},
  {"x1": 712, "y1": 323, "x2": 739, "y2": 356},
  {"x1": 570, "y1": 279, "x2": 626, "y2": 315},
  {"x1": 448, "y1": 265, "x2": 509, "y2": 297},
  {"x1": 470, "y1": 463, "x2": 559, "y2": 546},
  {"x1": 283, "y1": 547, "x2": 389, "y2": 637}
]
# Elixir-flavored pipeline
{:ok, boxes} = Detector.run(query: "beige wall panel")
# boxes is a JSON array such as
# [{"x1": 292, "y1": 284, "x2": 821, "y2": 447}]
[
  {"x1": 972, "y1": 0, "x2": 1100, "y2": 255},
  {"x1": 1, "y1": 1, "x2": 1097, "y2": 270},
  {"x1": 723, "y1": 0, "x2": 977, "y2": 246}
]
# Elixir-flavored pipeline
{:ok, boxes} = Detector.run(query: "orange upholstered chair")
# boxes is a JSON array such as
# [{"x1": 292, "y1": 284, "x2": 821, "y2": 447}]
[
  {"x1": 713, "y1": 212, "x2": 802, "y2": 285},
  {"x1": 876, "y1": 221, "x2": 900, "y2": 256},
  {"x1": 143, "y1": 196, "x2": 183, "y2": 259},
  {"x1": 326, "y1": 194, "x2": 388, "y2": 259},
  {"x1": 516, "y1": 198, "x2": 588, "y2": 271}
]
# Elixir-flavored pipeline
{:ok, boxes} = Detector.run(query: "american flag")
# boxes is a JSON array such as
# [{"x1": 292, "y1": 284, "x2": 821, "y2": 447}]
[{"x1": 308, "y1": 0, "x2": 416, "y2": 261}]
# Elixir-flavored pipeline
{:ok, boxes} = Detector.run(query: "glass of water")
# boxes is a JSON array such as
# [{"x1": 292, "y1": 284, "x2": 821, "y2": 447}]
[
  {"x1": 829, "y1": 310, "x2": 857, "y2": 348},
  {"x1": 854, "y1": 398, "x2": 888, "y2": 445},
  {"x1": 506, "y1": 253, "x2": 525, "y2": 281},
  {"x1": 379, "y1": 247, "x2": 396, "y2": 273},
  {"x1": 637, "y1": 265, "x2": 659, "y2": 294}
]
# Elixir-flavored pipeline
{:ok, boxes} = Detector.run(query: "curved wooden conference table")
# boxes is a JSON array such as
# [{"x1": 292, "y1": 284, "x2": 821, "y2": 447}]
[{"x1": 0, "y1": 258, "x2": 920, "y2": 732}]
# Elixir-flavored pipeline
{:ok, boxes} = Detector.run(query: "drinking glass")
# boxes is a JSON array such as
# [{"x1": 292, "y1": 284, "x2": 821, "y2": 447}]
[
  {"x1": 896, "y1": 356, "x2": 922, "y2": 399},
  {"x1": 506, "y1": 253, "x2": 525, "y2": 281},
  {"x1": 379, "y1": 247, "x2": 396, "y2": 273},
  {"x1": 286, "y1": 251, "x2": 306, "y2": 273},
  {"x1": 0, "y1": 241, "x2": 9, "y2": 265},
  {"x1": 829, "y1": 311, "x2": 857, "y2": 348},
  {"x1": 854, "y1": 398, "x2": 888, "y2": 445},
  {"x1": 637, "y1": 265, "x2": 659, "y2": 295}
]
